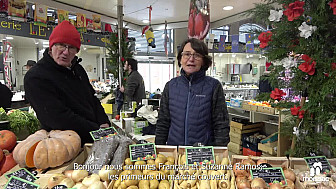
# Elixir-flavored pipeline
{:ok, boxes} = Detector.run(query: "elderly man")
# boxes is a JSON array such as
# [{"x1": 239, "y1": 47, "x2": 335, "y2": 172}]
[{"x1": 24, "y1": 21, "x2": 110, "y2": 145}]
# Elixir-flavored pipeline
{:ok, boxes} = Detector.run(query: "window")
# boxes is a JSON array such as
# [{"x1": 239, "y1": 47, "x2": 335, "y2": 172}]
[
  {"x1": 205, "y1": 26, "x2": 229, "y2": 42},
  {"x1": 239, "y1": 23, "x2": 265, "y2": 44}
]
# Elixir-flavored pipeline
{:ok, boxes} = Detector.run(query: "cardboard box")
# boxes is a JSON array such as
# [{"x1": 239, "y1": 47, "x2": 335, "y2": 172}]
[{"x1": 230, "y1": 121, "x2": 264, "y2": 130}]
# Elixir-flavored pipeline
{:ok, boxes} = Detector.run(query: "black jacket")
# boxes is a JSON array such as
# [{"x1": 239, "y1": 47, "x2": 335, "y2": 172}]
[
  {"x1": 0, "y1": 83, "x2": 12, "y2": 110},
  {"x1": 125, "y1": 70, "x2": 146, "y2": 104},
  {"x1": 24, "y1": 49, "x2": 110, "y2": 145},
  {"x1": 155, "y1": 69, "x2": 230, "y2": 146}
]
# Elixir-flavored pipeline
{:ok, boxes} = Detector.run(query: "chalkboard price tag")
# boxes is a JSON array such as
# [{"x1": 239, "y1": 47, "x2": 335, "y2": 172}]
[
  {"x1": 129, "y1": 143, "x2": 157, "y2": 161},
  {"x1": 90, "y1": 127, "x2": 118, "y2": 141},
  {"x1": 4, "y1": 176, "x2": 39, "y2": 189},
  {"x1": 185, "y1": 146, "x2": 215, "y2": 166},
  {"x1": 250, "y1": 167, "x2": 287, "y2": 186},
  {"x1": 51, "y1": 185, "x2": 68, "y2": 189},
  {"x1": 304, "y1": 156, "x2": 332, "y2": 175},
  {"x1": 5, "y1": 168, "x2": 37, "y2": 182}
]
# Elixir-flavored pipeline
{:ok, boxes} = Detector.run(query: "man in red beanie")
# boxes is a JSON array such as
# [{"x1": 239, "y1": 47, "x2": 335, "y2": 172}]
[{"x1": 24, "y1": 21, "x2": 110, "y2": 146}]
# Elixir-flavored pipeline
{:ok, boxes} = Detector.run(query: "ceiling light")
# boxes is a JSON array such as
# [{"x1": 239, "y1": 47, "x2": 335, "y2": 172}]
[
  {"x1": 6, "y1": 36, "x2": 13, "y2": 40},
  {"x1": 142, "y1": 19, "x2": 149, "y2": 24},
  {"x1": 219, "y1": 53, "x2": 223, "y2": 57},
  {"x1": 223, "y1": 6, "x2": 233, "y2": 10},
  {"x1": 232, "y1": 54, "x2": 236, "y2": 58}
]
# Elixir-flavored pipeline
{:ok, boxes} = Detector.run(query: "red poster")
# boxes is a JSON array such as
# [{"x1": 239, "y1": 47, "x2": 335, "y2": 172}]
[{"x1": 188, "y1": 0, "x2": 210, "y2": 40}]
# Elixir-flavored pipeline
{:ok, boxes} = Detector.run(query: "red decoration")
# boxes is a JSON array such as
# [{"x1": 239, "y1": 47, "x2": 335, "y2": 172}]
[
  {"x1": 298, "y1": 110, "x2": 305, "y2": 119},
  {"x1": 258, "y1": 31, "x2": 272, "y2": 48},
  {"x1": 298, "y1": 54, "x2": 316, "y2": 75},
  {"x1": 290, "y1": 105, "x2": 301, "y2": 116},
  {"x1": 121, "y1": 57, "x2": 125, "y2": 62},
  {"x1": 329, "y1": 0, "x2": 336, "y2": 15},
  {"x1": 283, "y1": 1, "x2": 305, "y2": 21},
  {"x1": 332, "y1": 62, "x2": 336, "y2": 70},
  {"x1": 270, "y1": 88, "x2": 286, "y2": 101},
  {"x1": 266, "y1": 61, "x2": 272, "y2": 70}
]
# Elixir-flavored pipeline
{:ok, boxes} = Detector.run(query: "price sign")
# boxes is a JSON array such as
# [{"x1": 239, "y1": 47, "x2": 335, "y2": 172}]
[
  {"x1": 4, "y1": 176, "x2": 39, "y2": 189},
  {"x1": 129, "y1": 143, "x2": 156, "y2": 161},
  {"x1": 5, "y1": 168, "x2": 37, "y2": 182},
  {"x1": 185, "y1": 146, "x2": 215, "y2": 166},
  {"x1": 250, "y1": 167, "x2": 287, "y2": 186},
  {"x1": 51, "y1": 185, "x2": 68, "y2": 189},
  {"x1": 90, "y1": 127, "x2": 118, "y2": 141},
  {"x1": 304, "y1": 156, "x2": 332, "y2": 175}
]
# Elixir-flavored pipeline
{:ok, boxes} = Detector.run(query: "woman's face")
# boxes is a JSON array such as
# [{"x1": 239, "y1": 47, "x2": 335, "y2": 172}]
[{"x1": 180, "y1": 42, "x2": 204, "y2": 75}]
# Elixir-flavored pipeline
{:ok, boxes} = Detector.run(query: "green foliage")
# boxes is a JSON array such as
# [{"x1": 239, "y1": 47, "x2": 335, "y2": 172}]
[
  {"x1": 106, "y1": 29, "x2": 133, "y2": 87},
  {"x1": 251, "y1": 0, "x2": 336, "y2": 157},
  {"x1": 255, "y1": 92, "x2": 272, "y2": 102},
  {"x1": 7, "y1": 109, "x2": 40, "y2": 135},
  {"x1": 0, "y1": 108, "x2": 8, "y2": 121}
]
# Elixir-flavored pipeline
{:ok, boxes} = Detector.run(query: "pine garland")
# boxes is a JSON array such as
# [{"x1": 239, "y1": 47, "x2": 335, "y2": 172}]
[
  {"x1": 106, "y1": 29, "x2": 133, "y2": 87},
  {"x1": 250, "y1": 0, "x2": 336, "y2": 157}
]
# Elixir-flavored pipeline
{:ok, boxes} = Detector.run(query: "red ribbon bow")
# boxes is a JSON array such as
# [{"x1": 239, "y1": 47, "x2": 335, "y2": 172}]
[
  {"x1": 283, "y1": 1, "x2": 305, "y2": 21},
  {"x1": 270, "y1": 88, "x2": 286, "y2": 101},
  {"x1": 258, "y1": 31, "x2": 272, "y2": 48},
  {"x1": 298, "y1": 54, "x2": 316, "y2": 75}
]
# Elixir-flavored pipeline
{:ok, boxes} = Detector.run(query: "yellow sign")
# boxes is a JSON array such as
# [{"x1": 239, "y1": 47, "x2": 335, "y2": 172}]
[{"x1": 102, "y1": 104, "x2": 113, "y2": 114}]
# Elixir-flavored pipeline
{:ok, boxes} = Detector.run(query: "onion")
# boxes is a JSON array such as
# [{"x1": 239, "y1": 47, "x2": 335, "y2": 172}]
[
  {"x1": 87, "y1": 181, "x2": 105, "y2": 189},
  {"x1": 234, "y1": 163, "x2": 249, "y2": 177},
  {"x1": 242, "y1": 156, "x2": 256, "y2": 166},
  {"x1": 82, "y1": 174, "x2": 100, "y2": 187},
  {"x1": 72, "y1": 170, "x2": 89, "y2": 183},
  {"x1": 283, "y1": 179, "x2": 295, "y2": 189},
  {"x1": 58, "y1": 177, "x2": 75, "y2": 188},
  {"x1": 47, "y1": 173, "x2": 67, "y2": 188},
  {"x1": 283, "y1": 168, "x2": 296, "y2": 182},
  {"x1": 257, "y1": 159, "x2": 268, "y2": 165},
  {"x1": 236, "y1": 177, "x2": 251, "y2": 189},
  {"x1": 98, "y1": 165, "x2": 116, "y2": 182},
  {"x1": 251, "y1": 178, "x2": 267, "y2": 189},
  {"x1": 72, "y1": 183, "x2": 88, "y2": 189},
  {"x1": 64, "y1": 170, "x2": 74, "y2": 178},
  {"x1": 269, "y1": 183, "x2": 282, "y2": 189}
]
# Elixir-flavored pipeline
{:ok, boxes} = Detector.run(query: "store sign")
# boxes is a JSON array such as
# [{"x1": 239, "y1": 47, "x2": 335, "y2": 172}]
[
  {"x1": 250, "y1": 167, "x2": 287, "y2": 186},
  {"x1": 0, "y1": 17, "x2": 108, "y2": 47},
  {"x1": 129, "y1": 143, "x2": 157, "y2": 161},
  {"x1": 89, "y1": 127, "x2": 118, "y2": 141},
  {"x1": 4, "y1": 176, "x2": 39, "y2": 189},
  {"x1": 185, "y1": 146, "x2": 215, "y2": 166},
  {"x1": 5, "y1": 168, "x2": 37, "y2": 182}
]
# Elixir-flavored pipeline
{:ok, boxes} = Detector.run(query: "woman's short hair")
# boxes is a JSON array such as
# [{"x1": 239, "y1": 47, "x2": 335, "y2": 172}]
[{"x1": 177, "y1": 38, "x2": 212, "y2": 71}]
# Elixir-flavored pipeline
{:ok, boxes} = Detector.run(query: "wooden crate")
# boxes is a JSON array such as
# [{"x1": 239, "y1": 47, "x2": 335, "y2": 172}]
[
  {"x1": 229, "y1": 131, "x2": 242, "y2": 145},
  {"x1": 231, "y1": 155, "x2": 288, "y2": 167},
  {"x1": 230, "y1": 126, "x2": 260, "y2": 134},
  {"x1": 258, "y1": 141, "x2": 277, "y2": 156},
  {"x1": 178, "y1": 146, "x2": 229, "y2": 161},
  {"x1": 230, "y1": 121, "x2": 264, "y2": 130},
  {"x1": 228, "y1": 142, "x2": 242, "y2": 155}
]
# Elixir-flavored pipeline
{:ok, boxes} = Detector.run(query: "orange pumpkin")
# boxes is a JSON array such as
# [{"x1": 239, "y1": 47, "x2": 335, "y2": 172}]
[
  {"x1": 13, "y1": 130, "x2": 81, "y2": 169},
  {"x1": 0, "y1": 130, "x2": 17, "y2": 151}
]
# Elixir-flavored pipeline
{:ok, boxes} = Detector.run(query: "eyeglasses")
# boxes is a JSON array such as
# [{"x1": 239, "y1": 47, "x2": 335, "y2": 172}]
[
  {"x1": 181, "y1": 52, "x2": 203, "y2": 60},
  {"x1": 54, "y1": 43, "x2": 78, "y2": 53}
]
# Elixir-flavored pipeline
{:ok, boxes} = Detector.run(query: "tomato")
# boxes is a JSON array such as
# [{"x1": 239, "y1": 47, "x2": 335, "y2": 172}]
[
  {"x1": 115, "y1": 115, "x2": 120, "y2": 120},
  {"x1": 0, "y1": 130, "x2": 17, "y2": 151}
]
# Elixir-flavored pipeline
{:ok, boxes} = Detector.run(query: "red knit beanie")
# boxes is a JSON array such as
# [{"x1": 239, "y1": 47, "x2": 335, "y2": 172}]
[{"x1": 49, "y1": 21, "x2": 81, "y2": 50}]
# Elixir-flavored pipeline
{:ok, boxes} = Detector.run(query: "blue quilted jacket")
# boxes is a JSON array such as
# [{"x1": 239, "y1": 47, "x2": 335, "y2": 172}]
[{"x1": 155, "y1": 69, "x2": 230, "y2": 146}]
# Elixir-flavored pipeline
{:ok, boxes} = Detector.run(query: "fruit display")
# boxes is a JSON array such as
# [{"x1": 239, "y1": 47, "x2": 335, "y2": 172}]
[
  {"x1": 0, "y1": 130, "x2": 17, "y2": 151},
  {"x1": 12, "y1": 129, "x2": 81, "y2": 169},
  {"x1": 0, "y1": 130, "x2": 17, "y2": 176}
]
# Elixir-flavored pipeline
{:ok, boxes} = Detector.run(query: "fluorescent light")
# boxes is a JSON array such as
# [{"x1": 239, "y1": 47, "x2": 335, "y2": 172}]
[
  {"x1": 223, "y1": 6, "x2": 233, "y2": 10},
  {"x1": 6, "y1": 36, "x2": 13, "y2": 40},
  {"x1": 142, "y1": 19, "x2": 149, "y2": 24}
]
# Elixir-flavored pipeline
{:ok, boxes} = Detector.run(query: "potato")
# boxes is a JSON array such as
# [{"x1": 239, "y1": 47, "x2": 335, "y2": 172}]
[
  {"x1": 166, "y1": 156, "x2": 175, "y2": 164},
  {"x1": 126, "y1": 186, "x2": 138, "y2": 189},
  {"x1": 150, "y1": 179, "x2": 159, "y2": 189},
  {"x1": 139, "y1": 180, "x2": 150, "y2": 189},
  {"x1": 157, "y1": 154, "x2": 167, "y2": 163},
  {"x1": 158, "y1": 180, "x2": 170, "y2": 189},
  {"x1": 147, "y1": 159, "x2": 155, "y2": 165},
  {"x1": 125, "y1": 158, "x2": 133, "y2": 165},
  {"x1": 125, "y1": 179, "x2": 138, "y2": 186},
  {"x1": 155, "y1": 157, "x2": 166, "y2": 169}
]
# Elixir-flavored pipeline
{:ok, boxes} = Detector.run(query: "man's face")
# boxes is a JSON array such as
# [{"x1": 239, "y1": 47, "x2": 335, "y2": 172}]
[
  {"x1": 50, "y1": 43, "x2": 78, "y2": 67},
  {"x1": 124, "y1": 61, "x2": 129, "y2": 71}
]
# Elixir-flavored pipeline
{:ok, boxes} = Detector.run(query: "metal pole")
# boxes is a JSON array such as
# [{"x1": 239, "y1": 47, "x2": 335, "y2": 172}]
[{"x1": 117, "y1": 0, "x2": 123, "y2": 85}]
